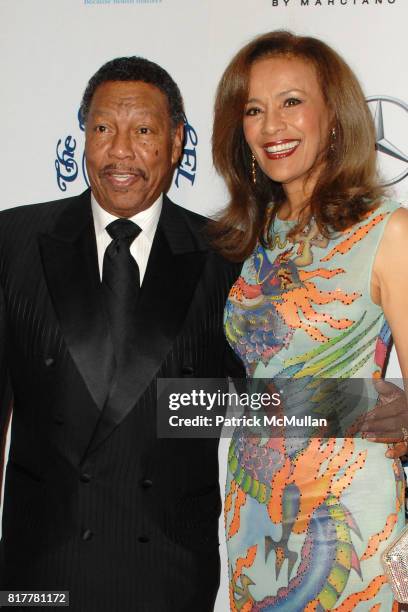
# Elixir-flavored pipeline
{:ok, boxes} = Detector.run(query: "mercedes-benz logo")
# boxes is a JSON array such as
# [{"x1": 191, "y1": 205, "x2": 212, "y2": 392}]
[{"x1": 366, "y1": 96, "x2": 408, "y2": 186}]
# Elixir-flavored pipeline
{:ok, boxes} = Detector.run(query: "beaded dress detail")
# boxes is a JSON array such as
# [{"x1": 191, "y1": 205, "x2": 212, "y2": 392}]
[{"x1": 224, "y1": 199, "x2": 404, "y2": 611}]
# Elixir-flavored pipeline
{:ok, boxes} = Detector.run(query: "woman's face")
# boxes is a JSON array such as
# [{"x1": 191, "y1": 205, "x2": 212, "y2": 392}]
[{"x1": 243, "y1": 55, "x2": 331, "y2": 199}]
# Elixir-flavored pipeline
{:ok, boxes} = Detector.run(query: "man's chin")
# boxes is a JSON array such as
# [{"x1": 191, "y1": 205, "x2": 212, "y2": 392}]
[{"x1": 100, "y1": 195, "x2": 153, "y2": 217}]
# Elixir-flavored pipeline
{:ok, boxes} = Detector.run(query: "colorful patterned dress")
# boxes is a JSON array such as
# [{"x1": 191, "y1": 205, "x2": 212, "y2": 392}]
[{"x1": 224, "y1": 199, "x2": 405, "y2": 612}]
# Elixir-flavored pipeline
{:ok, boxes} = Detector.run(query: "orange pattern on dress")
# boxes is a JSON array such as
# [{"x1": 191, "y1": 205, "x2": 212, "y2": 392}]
[
  {"x1": 294, "y1": 439, "x2": 363, "y2": 533},
  {"x1": 230, "y1": 276, "x2": 262, "y2": 301},
  {"x1": 268, "y1": 438, "x2": 366, "y2": 534},
  {"x1": 233, "y1": 545, "x2": 258, "y2": 582},
  {"x1": 229, "y1": 584, "x2": 239, "y2": 612},
  {"x1": 225, "y1": 479, "x2": 237, "y2": 516},
  {"x1": 274, "y1": 280, "x2": 359, "y2": 343},
  {"x1": 304, "y1": 601, "x2": 320, "y2": 612},
  {"x1": 361, "y1": 514, "x2": 398, "y2": 561},
  {"x1": 332, "y1": 575, "x2": 387, "y2": 611},
  {"x1": 369, "y1": 604, "x2": 381, "y2": 612},
  {"x1": 230, "y1": 546, "x2": 258, "y2": 612},
  {"x1": 229, "y1": 248, "x2": 360, "y2": 345},
  {"x1": 267, "y1": 457, "x2": 291, "y2": 523},
  {"x1": 300, "y1": 267, "x2": 345, "y2": 280},
  {"x1": 228, "y1": 486, "x2": 247, "y2": 539},
  {"x1": 321, "y1": 214, "x2": 388, "y2": 263}
]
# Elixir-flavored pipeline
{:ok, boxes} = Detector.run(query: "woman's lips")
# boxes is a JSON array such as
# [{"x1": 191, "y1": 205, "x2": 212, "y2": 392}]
[{"x1": 263, "y1": 140, "x2": 300, "y2": 160}]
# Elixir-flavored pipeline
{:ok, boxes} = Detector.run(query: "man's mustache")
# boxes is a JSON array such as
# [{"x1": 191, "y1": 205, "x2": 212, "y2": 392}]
[{"x1": 99, "y1": 165, "x2": 147, "y2": 180}]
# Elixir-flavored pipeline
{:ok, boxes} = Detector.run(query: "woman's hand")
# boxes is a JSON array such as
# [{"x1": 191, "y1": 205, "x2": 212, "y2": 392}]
[{"x1": 360, "y1": 379, "x2": 408, "y2": 458}]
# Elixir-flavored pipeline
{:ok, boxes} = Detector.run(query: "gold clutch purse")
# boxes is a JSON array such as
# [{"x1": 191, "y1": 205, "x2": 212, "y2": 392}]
[{"x1": 382, "y1": 525, "x2": 408, "y2": 603}]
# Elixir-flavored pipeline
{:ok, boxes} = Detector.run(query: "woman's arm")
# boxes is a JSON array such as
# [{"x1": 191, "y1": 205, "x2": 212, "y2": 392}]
[
  {"x1": 362, "y1": 207, "x2": 408, "y2": 457},
  {"x1": 374, "y1": 208, "x2": 408, "y2": 376}
]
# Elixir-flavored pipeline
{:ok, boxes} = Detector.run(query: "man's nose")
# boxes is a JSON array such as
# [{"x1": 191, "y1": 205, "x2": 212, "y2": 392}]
[
  {"x1": 108, "y1": 130, "x2": 135, "y2": 159},
  {"x1": 262, "y1": 107, "x2": 286, "y2": 136}
]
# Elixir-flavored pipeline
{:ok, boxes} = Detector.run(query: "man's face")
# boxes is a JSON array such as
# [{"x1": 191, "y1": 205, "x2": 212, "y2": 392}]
[{"x1": 85, "y1": 80, "x2": 183, "y2": 217}]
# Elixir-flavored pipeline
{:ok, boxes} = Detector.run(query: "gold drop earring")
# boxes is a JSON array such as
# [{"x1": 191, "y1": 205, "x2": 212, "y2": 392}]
[
  {"x1": 330, "y1": 126, "x2": 336, "y2": 151},
  {"x1": 251, "y1": 154, "x2": 257, "y2": 184}
]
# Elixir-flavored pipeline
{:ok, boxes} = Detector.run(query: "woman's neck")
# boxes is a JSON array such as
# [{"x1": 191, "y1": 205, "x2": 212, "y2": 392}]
[
  {"x1": 278, "y1": 180, "x2": 315, "y2": 221},
  {"x1": 278, "y1": 163, "x2": 325, "y2": 220},
  {"x1": 278, "y1": 193, "x2": 309, "y2": 221}
]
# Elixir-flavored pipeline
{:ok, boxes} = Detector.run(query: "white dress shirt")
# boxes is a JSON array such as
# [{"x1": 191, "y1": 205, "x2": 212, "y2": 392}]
[{"x1": 91, "y1": 194, "x2": 163, "y2": 284}]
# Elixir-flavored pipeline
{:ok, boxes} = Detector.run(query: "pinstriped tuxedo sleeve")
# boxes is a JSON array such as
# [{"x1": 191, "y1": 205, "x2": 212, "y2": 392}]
[{"x1": 0, "y1": 282, "x2": 12, "y2": 504}]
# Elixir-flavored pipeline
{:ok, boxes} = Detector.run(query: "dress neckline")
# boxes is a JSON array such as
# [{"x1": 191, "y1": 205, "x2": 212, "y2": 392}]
[{"x1": 272, "y1": 216, "x2": 298, "y2": 232}]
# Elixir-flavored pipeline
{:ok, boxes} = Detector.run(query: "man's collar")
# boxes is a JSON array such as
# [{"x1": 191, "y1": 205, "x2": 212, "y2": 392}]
[
  {"x1": 47, "y1": 189, "x2": 208, "y2": 255},
  {"x1": 91, "y1": 193, "x2": 163, "y2": 243}
]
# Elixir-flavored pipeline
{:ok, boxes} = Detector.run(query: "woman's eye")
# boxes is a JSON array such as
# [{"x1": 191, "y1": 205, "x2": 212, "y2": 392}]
[
  {"x1": 245, "y1": 107, "x2": 261, "y2": 116},
  {"x1": 284, "y1": 98, "x2": 301, "y2": 107}
]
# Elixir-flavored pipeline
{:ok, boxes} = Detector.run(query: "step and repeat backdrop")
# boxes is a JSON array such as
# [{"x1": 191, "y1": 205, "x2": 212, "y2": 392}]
[{"x1": 1, "y1": 1, "x2": 407, "y2": 609}]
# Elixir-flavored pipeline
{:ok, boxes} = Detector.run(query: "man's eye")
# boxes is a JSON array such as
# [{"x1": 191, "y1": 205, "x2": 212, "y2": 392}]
[
  {"x1": 284, "y1": 98, "x2": 301, "y2": 107},
  {"x1": 138, "y1": 127, "x2": 151, "y2": 134},
  {"x1": 245, "y1": 107, "x2": 261, "y2": 116},
  {"x1": 95, "y1": 125, "x2": 108, "y2": 133}
]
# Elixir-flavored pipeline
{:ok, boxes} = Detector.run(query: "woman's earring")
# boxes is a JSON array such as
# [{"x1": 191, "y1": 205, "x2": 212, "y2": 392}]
[
  {"x1": 251, "y1": 154, "x2": 257, "y2": 184},
  {"x1": 330, "y1": 127, "x2": 336, "y2": 152}
]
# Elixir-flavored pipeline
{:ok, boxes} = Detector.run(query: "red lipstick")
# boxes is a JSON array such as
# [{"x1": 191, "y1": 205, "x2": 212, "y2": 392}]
[{"x1": 263, "y1": 139, "x2": 300, "y2": 160}]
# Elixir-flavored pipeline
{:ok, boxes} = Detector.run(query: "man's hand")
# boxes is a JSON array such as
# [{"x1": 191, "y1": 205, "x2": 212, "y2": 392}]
[{"x1": 360, "y1": 379, "x2": 408, "y2": 459}]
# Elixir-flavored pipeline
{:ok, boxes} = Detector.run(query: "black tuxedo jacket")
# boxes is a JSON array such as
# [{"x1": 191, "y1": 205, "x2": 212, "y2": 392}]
[{"x1": 0, "y1": 189, "x2": 243, "y2": 612}]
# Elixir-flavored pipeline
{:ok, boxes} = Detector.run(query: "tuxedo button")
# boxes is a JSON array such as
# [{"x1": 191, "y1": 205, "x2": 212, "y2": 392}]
[
  {"x1": 181, "y1": 365, "x2": 194, "y2": 376},
  {"x1": 82, "y1": 529, "x2": 93, "y2": 541},
  {"x1": 44, "y1": 357, "x2": 55, "y2": 367},
  {"x1": 141, "y1": 478, "x2": 152, "y2": 489},
  {"x1": 54, "y1": 415, "x2": 64, "y2": 426},
  {"x1": 138, "y1": 536, "x2": 150, "y2": 544},
  {"x1": 80, "y1": 473, "x2": 92, "y2": 483}
]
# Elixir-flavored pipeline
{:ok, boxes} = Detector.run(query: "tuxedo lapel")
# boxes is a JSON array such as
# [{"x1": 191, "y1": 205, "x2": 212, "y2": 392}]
[
  {"x1": 39, "y1": 190, "x2": 114, "y2": 415},
  {"x1": 88, "y1": 196, "x2": 208, "y2": 453}
]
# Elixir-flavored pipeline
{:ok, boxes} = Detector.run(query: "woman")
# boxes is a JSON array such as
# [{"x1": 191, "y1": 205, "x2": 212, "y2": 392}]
[{"x1": 212, "y1": 31, "x2": 408, "y2": 611}]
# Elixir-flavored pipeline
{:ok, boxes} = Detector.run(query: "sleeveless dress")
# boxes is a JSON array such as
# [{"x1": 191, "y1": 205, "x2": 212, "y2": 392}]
[{"x1": 224, "y1": 199, "x2": 405, "y2": 612}]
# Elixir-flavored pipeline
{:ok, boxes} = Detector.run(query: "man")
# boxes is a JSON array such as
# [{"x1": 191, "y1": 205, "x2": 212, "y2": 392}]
[{"x1": 0, "y1": 57, "x2": 243, "y2": 611}]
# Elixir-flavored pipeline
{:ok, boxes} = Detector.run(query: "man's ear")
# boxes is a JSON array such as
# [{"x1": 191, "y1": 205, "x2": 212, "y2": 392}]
[{"x1": 171, "y1": 122, "x2": 184, "y2": 165}]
